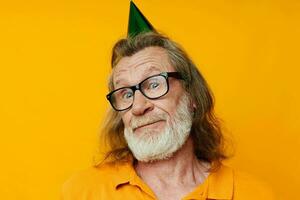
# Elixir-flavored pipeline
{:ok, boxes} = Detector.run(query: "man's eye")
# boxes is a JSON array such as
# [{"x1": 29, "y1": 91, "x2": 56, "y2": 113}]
[
  {"x1": 148, "y1": 82, "x2": 160, "y2": 89},
  {"x1": 122, "y1": 91, "x2": 133, "y2": 99}
]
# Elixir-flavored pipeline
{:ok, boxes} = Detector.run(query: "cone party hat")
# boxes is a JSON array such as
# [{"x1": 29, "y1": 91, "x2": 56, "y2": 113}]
[{"x1": 127, "y1": 1, "x2": 156, "y2": 37}]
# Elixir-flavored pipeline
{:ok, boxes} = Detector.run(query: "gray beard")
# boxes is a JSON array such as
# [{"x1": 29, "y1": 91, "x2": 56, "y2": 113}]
[{"x1": 124, "y1": 94, "x2": 193, "y2": 162}]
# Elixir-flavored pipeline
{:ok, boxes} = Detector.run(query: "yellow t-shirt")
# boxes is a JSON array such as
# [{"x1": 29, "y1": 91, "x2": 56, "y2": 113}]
[{"x1": 61, "y1": 161, "x2": 273, "y2": 200}]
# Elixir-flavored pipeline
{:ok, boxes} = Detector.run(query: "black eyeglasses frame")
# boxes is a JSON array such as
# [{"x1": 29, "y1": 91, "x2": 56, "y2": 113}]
[{"x1": 106, "y1": 72, "x2": 183, "y2": 111}]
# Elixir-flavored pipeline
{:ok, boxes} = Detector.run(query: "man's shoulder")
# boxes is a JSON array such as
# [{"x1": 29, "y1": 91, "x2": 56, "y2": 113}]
[
  {"x1": 233, "y1": 169, "x2": 274, "y2": 199},
  {"x1": 61, "y1": 162, "x2": 131, "y2": 199},
  {"x1": 63, "y1": 164, "x2": 111, "y2": 185},
  {"x1": 218, "y1": 165, "x2": 274, "y2": 200}
]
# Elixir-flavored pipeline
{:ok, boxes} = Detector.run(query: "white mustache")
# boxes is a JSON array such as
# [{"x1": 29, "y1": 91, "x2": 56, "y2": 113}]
[{"x1": 130, "y1": 114, "x2": 167, "y2": 130}]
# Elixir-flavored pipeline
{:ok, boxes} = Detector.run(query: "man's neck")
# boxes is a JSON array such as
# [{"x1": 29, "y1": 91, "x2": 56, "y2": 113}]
[{"x1": 134, "y1": 136, "x2": 210, "y2": 188}]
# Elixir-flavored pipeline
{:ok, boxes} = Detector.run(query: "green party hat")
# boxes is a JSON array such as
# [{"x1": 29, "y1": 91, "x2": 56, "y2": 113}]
[{"x1": 127, "y1": 1, "x2": 155, "y2": 37}]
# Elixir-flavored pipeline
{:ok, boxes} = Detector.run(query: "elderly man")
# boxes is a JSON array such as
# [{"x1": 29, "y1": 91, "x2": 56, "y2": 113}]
[
  {"x1": 62, "y1": 2, "x2": 273, "y2": 199},
  {"x1": 61, "y1": 31, "x2": 273, "y2": 200}
]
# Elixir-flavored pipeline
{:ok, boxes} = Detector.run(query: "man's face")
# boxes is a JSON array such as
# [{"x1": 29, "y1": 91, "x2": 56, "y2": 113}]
[{"x1": 113, "y1": 47, "x2": 193, "y2": 161}]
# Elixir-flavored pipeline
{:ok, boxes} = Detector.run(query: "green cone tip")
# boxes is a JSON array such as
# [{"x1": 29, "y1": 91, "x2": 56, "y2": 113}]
[{"x1": 127, "y1": 1, "x2": 155, "y2": 37}]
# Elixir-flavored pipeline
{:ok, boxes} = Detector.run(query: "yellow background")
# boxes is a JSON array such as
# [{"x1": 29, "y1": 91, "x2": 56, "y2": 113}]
[{"x1": 0, "y1": 0, "x2": 299, "y2": 199}]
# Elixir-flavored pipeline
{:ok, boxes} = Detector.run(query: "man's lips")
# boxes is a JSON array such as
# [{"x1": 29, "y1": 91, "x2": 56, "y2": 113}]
[{"x1": 133, "y1": 120, "x2": 165, "y2": 132}]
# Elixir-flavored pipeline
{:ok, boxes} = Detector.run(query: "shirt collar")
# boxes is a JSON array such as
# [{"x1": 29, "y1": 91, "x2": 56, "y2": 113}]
[
  {"x1": 207, "y1": 165, "x2": 234, "y2": 199},
  {"x1": 113, "y1": 159, "x2": 234, "y2": 200},
  {"x1": 111, "y1": 158, "x2": 136, "y2": 189},
  {"x1": 112, "y1": 158, "x2": 157, "y2": 199}
]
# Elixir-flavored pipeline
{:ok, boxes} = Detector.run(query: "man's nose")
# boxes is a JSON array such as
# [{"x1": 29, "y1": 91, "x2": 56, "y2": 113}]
[{"x1": 131, "y1": 90, "x2": 154, "y2": 116}]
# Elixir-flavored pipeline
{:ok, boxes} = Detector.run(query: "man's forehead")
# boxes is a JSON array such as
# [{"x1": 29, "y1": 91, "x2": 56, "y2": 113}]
[
  {"x1": 115, "y1": 47, "x2": 169, "y2": 70},
  {"x1": 112, "y1": 47, "x2": 171, "y2": 85}
]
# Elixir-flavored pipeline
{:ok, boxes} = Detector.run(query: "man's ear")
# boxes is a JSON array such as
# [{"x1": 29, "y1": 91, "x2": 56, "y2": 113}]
[
  {"x1": 189, "y1": 99, "x2": 196, "y2": 118},
  {"x1": 192, "y1": 102, "x2": 197, "y2": 109},
  {"x1": 189, "y1": 96, "x2": 197, "y2": 111}
]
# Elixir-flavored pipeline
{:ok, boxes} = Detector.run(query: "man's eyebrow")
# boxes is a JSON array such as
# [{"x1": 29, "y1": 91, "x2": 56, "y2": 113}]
[
  {"x1": 115, "y1": 78, "x2": 127, "y2": 87},
  {"x1": 114, "y1": 66, "x2": 163, "y2": 87},
  {"x1": 145, "y1": 66, "x2": 162, "y2": 73},
  {"x1": 114, "y1": 69, "x2": 127, "y2": 87}
]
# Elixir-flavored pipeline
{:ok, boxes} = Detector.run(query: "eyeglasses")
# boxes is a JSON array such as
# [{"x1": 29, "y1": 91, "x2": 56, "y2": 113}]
[{"x1": 106, "y1": 72, "x2": 183, "y2": 111}]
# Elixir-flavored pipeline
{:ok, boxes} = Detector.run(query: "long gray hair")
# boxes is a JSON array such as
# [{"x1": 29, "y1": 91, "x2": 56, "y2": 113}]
[{"x1": 96, "y1": 32, "x2": 229, "y2": 170}]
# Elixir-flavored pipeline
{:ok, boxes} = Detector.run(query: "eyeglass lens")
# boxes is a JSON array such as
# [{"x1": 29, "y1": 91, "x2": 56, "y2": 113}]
[{"x1": 111, "y1": 75, "x2": 168, "y2": 110}]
